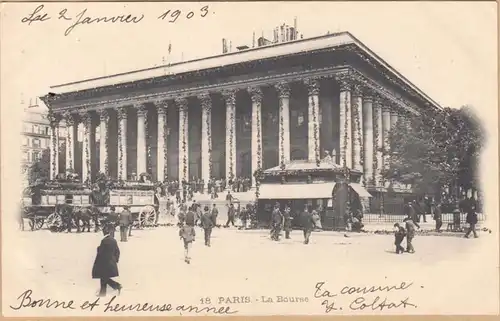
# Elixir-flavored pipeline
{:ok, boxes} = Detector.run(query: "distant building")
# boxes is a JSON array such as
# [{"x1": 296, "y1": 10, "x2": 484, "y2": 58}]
[{"x1": 22, "y1": 106, "x2": 66, "y2": 182}]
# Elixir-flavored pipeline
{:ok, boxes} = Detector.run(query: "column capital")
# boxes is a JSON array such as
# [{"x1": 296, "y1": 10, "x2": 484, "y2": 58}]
[
  {"x1": 275, "y1": 82, "x2": 291, "y2": 98},
  {"x1": 304, "y1": 78, "x2": 320, "y2": 95},
  {"x1": 335, "y1": 73, "x2": 353, "y2": 91},
  {"x1": 221, "y1": 89, "x2": 236, "y2": 105},
  {"x1": 62, "y1": 111, "x2": 76, "y2": 126},
  {"x1": 198, "y1": 93, "x2": 212, "y2": 110},
  {"x1": 47, "y1": 110, "x2": 61, "y2": 127},
  {"x1": 117, "y1": 107, "x2": 128, "y2": 120},
  {"x1": 175, "y1": 97, "x2": 189, "y2": 111},
  {"x1": 134, "y1": 103, "x2": 147, "y2": 116},
  {"x1": 390, "y1": 108, "x2": 399, "y2": 116},
  {"x1": 97, "y1": 109, "x2": 110, "y2": 121},
  {"x1": 78, "y1": 110, "x2": 91, "y2": 123},
  {"x1": 248, "y1": 86, "x2": 263, "y2": 103},
  {"x1": 352, "y1": 83, "x2": 363, "y2": 97},
  {"x1": 153, "y1": 99, "x2": 168, "y2": 112}
]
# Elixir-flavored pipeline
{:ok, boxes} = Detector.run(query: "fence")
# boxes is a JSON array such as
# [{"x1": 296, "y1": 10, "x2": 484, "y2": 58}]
[{"x1": 362, "y1": 212, "x2": 486, "y2": 224}]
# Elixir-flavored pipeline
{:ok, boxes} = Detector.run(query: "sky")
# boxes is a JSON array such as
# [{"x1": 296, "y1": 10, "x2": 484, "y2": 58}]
[{"x1": 1, "y1": 1, "x2": 497, "y2": 111}]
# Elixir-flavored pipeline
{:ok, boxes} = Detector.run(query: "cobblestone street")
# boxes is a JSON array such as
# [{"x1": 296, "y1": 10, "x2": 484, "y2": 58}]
[{"x1": 3, "y1": 224, "x2": 498, "y2": 316}]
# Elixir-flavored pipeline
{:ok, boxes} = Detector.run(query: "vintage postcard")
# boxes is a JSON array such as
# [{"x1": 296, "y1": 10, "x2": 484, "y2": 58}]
[{"x1": 1, "y1": 1, "x2": 498, "y2": 317}]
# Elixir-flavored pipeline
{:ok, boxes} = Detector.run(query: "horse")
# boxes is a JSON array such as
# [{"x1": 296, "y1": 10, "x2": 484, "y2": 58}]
[{"x1": 73, "y1": 205, "x2": 100, "y2": 233}]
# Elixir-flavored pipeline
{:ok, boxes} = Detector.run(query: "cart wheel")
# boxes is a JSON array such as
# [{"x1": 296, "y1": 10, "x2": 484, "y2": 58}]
[
  {"x1": 139, "y1": 205, "x2": 157, "y2": 228},
  {"x1": 34, "y1": 217, "x2": 45, "y2": 230},
  {"x1": 46, "y1": 213, "x2": 62, "y2": 227}
]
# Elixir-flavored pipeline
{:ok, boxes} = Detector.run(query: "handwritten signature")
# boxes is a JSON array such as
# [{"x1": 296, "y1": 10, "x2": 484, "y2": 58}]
[
  {"x1": 313, "y1": 281, "x2": 418, "y2": 313},
  {"x1": 21, "y1": 4, "x2": 212, "y2": 36}
]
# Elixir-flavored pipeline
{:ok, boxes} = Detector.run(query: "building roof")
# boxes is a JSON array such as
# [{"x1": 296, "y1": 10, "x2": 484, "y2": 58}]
[{"x1": 49, "y1": 31, "x2": 441, "y2": 110}]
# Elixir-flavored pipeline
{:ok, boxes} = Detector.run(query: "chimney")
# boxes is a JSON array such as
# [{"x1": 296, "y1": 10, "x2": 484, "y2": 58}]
[
  {"x1": 229, "y1": 40, "x2": 232, "y2": 52},
  {"x1": 294, "y1": 16, "x2": 297, "y2": 32},
  {"x1": 300, "y1": 34, "x2": 304, "y2": 39},
  {"x1": 290, "y1": 27, "x2": 295, "y2": 41},
  {"x1": 252, "y1": 32, "x2": 256, "y2": 48},
  {"x1": 280, "y1": 24, "x2": 284, "y2": 42},
  {"x1": 223, "y1": 38, "x2": 228, "y2": 53},
  {"x1": 286, "y1": 25, "x2": 290, "y2": 41}
]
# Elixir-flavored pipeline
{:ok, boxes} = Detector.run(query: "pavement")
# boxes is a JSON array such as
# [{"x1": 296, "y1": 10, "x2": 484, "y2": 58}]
[{"x1": 2, "y1": 224, "x2": 498, "y2": 316}]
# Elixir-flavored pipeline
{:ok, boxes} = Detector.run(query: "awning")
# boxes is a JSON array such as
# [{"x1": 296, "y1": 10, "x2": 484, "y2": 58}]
[
  {"x1": 350, "y1": 183, "x2": 372, "y2": 198},
  {"x1": 259, "y1": 182, "x2": 336, "y2": 200}
]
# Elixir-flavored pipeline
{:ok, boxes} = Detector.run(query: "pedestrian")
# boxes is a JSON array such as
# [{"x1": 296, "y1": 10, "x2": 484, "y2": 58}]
[
  {"x1": 211, "y1": 203, "x2": 219, "y2": 227},
  {"x1": 393, "y1": 223, "x2": 406, "y2": 254},
  {"x1": 283, "y1": 205, "x2": 292, "y2": 239},
  {"x1": 403, "y1": 214, "x2": 420, "y2": 253},
  {"x1": 301, "y1": 205, "x2": 315, "y2": 244},
  {"x1": 312, "y1": 206, "x2": 322, "y2": 231},
  {"x1": 185, "y1": 205, "x2": 196, "y2": 227},
  {"x1": 433, "y1": 202, "x2": 443, "y2": 232},
  {"x1": 92, "y1": 225, "x2": 122, "y2": 297},
  {"x1": 106, "y1": 206, "x2": 118, "y2": 238},
  {"x1": 200, "y1": 206, "x2": 214, "y2": 247},
  {"x1": 225, "y1": 203, "x2": 236, "y2": 227},
  {"x1": 119, "y1": 206, "x2": 132, "y2": 242},
  {"x1": 271, "y1": 203, "x2": 283, "y2": 241},
  {"x1": 179, "y1": 224, "x2": 196, "y2": 264},
  {"x1": 464, "y1": 199, "x2": 478, "y2": 238}
]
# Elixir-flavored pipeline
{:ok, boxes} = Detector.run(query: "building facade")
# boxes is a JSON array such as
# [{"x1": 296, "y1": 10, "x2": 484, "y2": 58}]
[
  {"x1": 21, "y1": 107, "x2": 67, "y2": 182},
  {"x1": 40, "y1": 32, "x2": 441, "y2": 200}
]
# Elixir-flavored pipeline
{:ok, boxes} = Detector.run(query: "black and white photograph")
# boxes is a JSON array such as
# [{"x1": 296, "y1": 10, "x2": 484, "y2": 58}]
[{"x1": 1, "y1": 1, "x2": 498, "y2": 317}]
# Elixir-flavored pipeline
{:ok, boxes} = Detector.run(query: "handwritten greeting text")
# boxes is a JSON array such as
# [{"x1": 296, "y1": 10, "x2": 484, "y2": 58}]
[
  {"x1": 20, "y1": 4, "x2": 213, "y2": 36},
  {"x1": 10, "y1": 289, "x2": 237, "y2": 315}
]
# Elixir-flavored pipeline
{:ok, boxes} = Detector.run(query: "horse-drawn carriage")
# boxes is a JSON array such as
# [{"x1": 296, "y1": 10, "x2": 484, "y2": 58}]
[{"x1": 21, "y1": 178, "x2": 159, "y2": 232}]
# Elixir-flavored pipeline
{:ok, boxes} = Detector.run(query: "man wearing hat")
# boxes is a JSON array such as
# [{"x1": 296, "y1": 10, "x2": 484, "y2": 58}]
[
  {"x1": 271, "y1": 202, "x2": 283, "y2": 241},
  {"x1": 92, "y1": 225, "x2": 122, "y2": 297},
  {"x1": 119, "y1": 206, "x2": 132, "y2": 242}
]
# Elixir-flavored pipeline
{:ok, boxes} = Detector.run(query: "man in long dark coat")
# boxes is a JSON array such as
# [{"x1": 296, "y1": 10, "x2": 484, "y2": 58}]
[
  {"x1": 271, "y1": 203, "x2": 283, "y2": 241},
  {"x1": 283, "y1": 205, "x2": 293, "y2": 239},
  {"x1": 92, "y1": 225, "x2": 122, "y2": 297},
  {"x1": 200, "y1": 206, "x2": 214, "y2": 246},
  {"x1": 301, "y1": 205, "x2": 315, "y2": 244},
  {"x1": 226, "y1": 203, "x2": 236, "y2": 227},
  {"x1": 211, "y1": 204, "x2": 219, "y2": 227},
  {"x1": 464, "y1": 197, "x2": 478, "y2": 238}
]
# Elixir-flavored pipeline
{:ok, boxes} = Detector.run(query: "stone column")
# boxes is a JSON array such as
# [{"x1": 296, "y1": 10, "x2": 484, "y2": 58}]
[
  {"x1": 98, "y1": 109, "x2": 109, "y2": 175},
  {"x1": 177, "y1": 98, "x2": 189, "y2": 184},
  {"x1": 249, "y1": 86, "x2": 263, "y2": 187},
  {"x1": 155, "y1": 101, "x2": 168, "y2": 182},
  {"x1": 199, "y1": 93, "x2": 212, "y2": 190},
  {"x1": 48, "y1": 112, "x2": 60, "y2": 180},
  {"x1": 382, "y1": 105, "x2": 392, "y2": 187},
  {"x1": 390, "y1": 110, "x2": 399, "y2": 129},
  {"x1": 136, "y1": 104, "x2": 147, "y2": 176},
  {"x1": 117, "y1": 107, "x2": 128, "y2": 181},
  {"x1": 276, "y1": 82, "x2": 291, "y2": 168},
  {"x1": 63, "y1": 112, "x2": 76, "y2": 172},
  {"x1": 362, "y1": 94, "x2": 374, "y2": 186},
  {"x1": 338, "y1": 77, "x2": 352, "y2": 168},
  {"x1": 80, "y1": 111, "x2": 92, "y2": 183},
  {"x1": 373, "y1": 99, "x2": 384, "y2": 186},
  {"x1": 305, "y1": 78, "x2": 320, "y2": 165},
  {"x1": 351, "y1": 84, "x2": 364, "y2": 174},
  {"x1": 223, "y1": 89, "x2": 237, "y2": 182}
]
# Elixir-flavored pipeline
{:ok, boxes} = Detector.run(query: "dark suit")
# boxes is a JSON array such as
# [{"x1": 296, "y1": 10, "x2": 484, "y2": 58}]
[
  {"x1": 200, "y1": 211, "x2": 214, "y2": 246},
  {"x1": 271, "y1": 208, "x2": 283, "y2": 241},
  {"x1": 465, "y1": 203, "x2": 478, "y2": 238},
  {"x1": 226, "y1": 206, "x2": 236, "y2": 227},
  {"x1": 301, "y1": 211, "x2": 314, "y2": 244},
  {"x1": 433, "y1": 205, "x2": 442, "y2": 231},
  {"x1": 185, "y1": 210, "x2": 196, "y2": 227},
  {"x1": 92, "y1": 235, "x2": 121, "y2": 296},
  {"x1": 119, "y1": 210, "x2": 132, "y2": 242}
]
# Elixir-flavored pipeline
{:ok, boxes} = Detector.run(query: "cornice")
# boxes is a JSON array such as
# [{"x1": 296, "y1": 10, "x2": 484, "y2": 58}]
[{"x1": 46, "y1": 65, "x2": 419, "y2": 116}]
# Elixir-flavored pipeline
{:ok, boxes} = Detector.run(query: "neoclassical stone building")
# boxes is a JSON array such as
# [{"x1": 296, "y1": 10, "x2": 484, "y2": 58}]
[{"x1": 40, "y1": 32, "x2": 441, "y2": 207}]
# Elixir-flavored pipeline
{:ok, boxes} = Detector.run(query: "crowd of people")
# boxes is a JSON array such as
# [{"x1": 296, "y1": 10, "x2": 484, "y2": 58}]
[{"x1": 157, "y1": 176, "x2": 252, "y2": 203}]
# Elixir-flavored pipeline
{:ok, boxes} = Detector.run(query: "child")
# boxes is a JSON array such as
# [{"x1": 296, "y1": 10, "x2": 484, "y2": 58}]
[
  {"x1": 179, "y1": 224, "x2": 196, "y2": 264},
  {"x1": 393, "y1": 223, "x2": 406, "y2": 254}
]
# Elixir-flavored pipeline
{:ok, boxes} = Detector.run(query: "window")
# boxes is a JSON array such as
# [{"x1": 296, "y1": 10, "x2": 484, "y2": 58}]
[
  {"x1": 22, "y1": 151, "x2": 29, "y2": 162},
  {"x1": 33, "y1": 125, "x2": 39, "y2": 134},
  {"x1": 22, "y1": 137, "x2": 29, "y2": 146},
  {"x1": 32, "y1": 138, "x2": 41, "y2": 148},
  {"x1": 45, "y1": 126, "x2": 50, "y2": 135},
  {"x1": 23, "y1": 124, "x2": 31, "y2": 133},
  {"x1": 32, "y1": 151, "x2": 40, "y2": 162}
]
